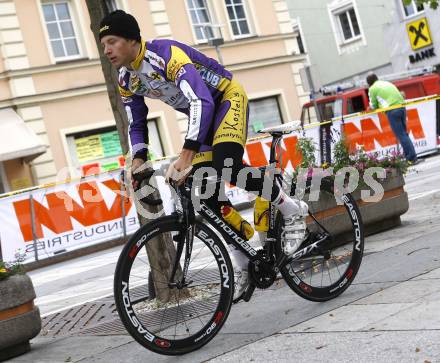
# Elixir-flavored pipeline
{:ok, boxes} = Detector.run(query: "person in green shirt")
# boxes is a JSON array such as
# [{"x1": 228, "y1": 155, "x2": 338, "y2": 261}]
[{"x1": 367, "y1": 73, "x2": 418, "y2": 163}]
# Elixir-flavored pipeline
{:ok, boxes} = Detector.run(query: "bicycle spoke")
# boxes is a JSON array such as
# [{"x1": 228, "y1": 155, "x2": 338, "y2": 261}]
[
  {"x1": 159, "y1": 298, "x2": 167, "y2": 333},
  {"x1": 189, "y1": 244, "x2": 207, "y2": 266},
  {"x1": 186, "y1": 295, "x2": 208, "y2": 330},
  {"x1": 174, "y1": 290, "x2": 180, "y2": 340},
  {"x1": 280, "y1": 189, "x2": 364, "y2": 300},
  {"x1": 176, "y1": 290, "x2": 191, "y2": 338},
  {"x1": 115, "y1": 218, "x2": 233, "y2": 353},
  {"x1": 189, "y1": 259, "x2": 217, "y2": 280},
  {"x1": 331, "y1": 253, "x2": 343, "y2": 277},
  {"x1": 326, "y1": 257, "x2": 333, "y2": 285}
]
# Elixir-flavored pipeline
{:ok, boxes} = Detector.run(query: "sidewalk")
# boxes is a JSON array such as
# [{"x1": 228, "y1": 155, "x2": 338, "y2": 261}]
[
  {"x1": 10, "y1": 227, "x2": 440, "y2": 362},
  {"x1": 212, "y1": 266, "x2": 440, "y2": 363},
  {"x1": 8, "y1": 160, "x2": 440, "y2": 363}
]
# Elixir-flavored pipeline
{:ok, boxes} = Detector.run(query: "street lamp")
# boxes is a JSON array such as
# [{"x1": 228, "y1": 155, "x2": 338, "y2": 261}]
[{"x1": 199, "y1": 23, "x2": 225, "y2": 64}]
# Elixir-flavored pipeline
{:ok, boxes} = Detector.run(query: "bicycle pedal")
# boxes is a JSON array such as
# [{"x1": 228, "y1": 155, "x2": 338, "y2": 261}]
[{"x1": 242, "y1": 284, "x2": 256, "y2": 302}]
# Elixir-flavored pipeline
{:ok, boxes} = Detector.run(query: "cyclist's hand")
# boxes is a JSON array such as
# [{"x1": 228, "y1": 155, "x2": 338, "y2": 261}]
[
  {"x1": 166, "y1": 150, "x2": 195, "y2": 185},
  {"x1": 131, "y1": 157, "x2": 147, "y2": 190}
]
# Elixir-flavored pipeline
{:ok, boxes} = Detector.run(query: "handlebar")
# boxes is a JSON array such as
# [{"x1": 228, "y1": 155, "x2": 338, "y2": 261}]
[
  {"x1": 131, "y1": 168, "x2": 156, "y2": 183},
  {"x1": 131, "y1": 168, "x2": 163, "y2": 206}
]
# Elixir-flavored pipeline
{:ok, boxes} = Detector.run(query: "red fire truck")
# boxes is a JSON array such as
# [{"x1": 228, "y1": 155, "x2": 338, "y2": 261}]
[
  {"x1": 301, "y1": 67, "x2": 440, "y2": 125},
  {"x1": 300, "y1": 67, "x2": 440, "y2": 161}
]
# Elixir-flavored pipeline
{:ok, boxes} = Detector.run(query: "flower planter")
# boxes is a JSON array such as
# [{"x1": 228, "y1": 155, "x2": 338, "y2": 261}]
[
  {"x1": 0, "y1": 274, "x2": 41, "y2": 362},
  {"x1": 352, "y1": 169, "x2": 409, "y2": 236},
  {"x1": 306, "y1": 169, "x2": 408, "y2": 238}
]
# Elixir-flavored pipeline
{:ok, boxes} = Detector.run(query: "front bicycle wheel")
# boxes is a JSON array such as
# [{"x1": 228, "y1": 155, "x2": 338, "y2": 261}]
[
  {"x1": 114, "y1": 216, "x2": 234, "y2": 355},
  {"x1": 277, "y1": 180, "x2": 364, "y2": 302}
]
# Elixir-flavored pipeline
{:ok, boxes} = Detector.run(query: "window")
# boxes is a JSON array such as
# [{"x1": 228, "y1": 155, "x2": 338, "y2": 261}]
[
  {"x1": 187, "y1": 0, "x2": 214, "y2": 42},
  {"x1": 225, "y1": 0, "x2": 250, "y2": 37},
  {"x1": 248, "y1": 97, "x2": 283, "y2": 138},
  {"x1": 337, "y1": 8, "x2": 361, "y2": 42},
  {"x1": 297, "y1": 32, "x2": 305, "y2": 54},
  {"x1": 402, "y1": 0, "x2": 424, "y2": 17},
  {"x1": 293, "y1": 21, "x2": 306, "y2": 54},
  {"x1": 301, "y1": 106, "x2": 318, "y2": 125},
  {"x1": 66, "y1": 122, "x2": 164, "y2": 177},
  {"x1": 321, "y1": 100, "x2": 342, "y2": 120},
  {"x1": 329, "y1": 2, "x2": 365, "y2": 52},
  {"x1": 146, "y1": 120, "x2": 165, "y2": 161},
  {"x1": 0, "y1": 163, "x2": 6, "y2": 194},
  {"x1": 42, "y1": 1, "x2": 81, "y2": 60},
  {"x1": 301, "y1": 100, "x2": 343, "y2": 125},
  {"x1": 347, "y1": 95, "x2": 366, "y2": 114}
]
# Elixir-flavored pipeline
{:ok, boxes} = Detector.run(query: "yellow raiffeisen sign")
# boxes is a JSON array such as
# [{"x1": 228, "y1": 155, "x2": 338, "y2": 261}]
[{"x1": 406, "y1": 17, "x2": 433, "y2": 50}]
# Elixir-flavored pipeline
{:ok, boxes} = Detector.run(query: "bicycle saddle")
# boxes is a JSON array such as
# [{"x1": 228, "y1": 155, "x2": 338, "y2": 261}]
[{"x1": 258, "y1": 120, "x2": 302, "y2": 135}]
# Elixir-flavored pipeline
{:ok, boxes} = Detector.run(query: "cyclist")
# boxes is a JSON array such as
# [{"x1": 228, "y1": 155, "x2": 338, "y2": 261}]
[{"x1": 99, "y1": 10, "x2": 308, "y2": 299}]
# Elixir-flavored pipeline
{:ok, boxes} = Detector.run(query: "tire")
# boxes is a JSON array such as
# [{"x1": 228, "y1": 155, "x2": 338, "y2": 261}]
[
  {"x1": 277, "y1": 180, "x2": 364, "y2": 302},
  {"x1": 114, "y1": 215, "x2": 234, "y2": 355}
]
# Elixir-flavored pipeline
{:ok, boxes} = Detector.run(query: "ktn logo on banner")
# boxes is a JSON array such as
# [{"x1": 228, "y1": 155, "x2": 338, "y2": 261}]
[{"x1": 0, "y1": 171, "x2": 139, "y2": 263}]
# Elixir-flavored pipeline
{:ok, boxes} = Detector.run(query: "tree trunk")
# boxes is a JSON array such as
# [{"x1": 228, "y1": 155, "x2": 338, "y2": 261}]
[
  {"x1": 85, "y1": 0, "x2": 129, "y2": 152},
  {"x1": 85, "y1": 1, "x2": 182, "y2": 303}
]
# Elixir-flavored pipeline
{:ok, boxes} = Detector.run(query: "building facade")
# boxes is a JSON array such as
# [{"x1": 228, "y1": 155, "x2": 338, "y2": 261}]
[
  {"x1": 287, "y1": 0, "x2": 440, "y2": 89},
  {"x1": 383, "y1": 0, "x2": 440, "y2": 71},
  {"x1": 0, "y1": 0, "x2": 307, "y2": 193}
]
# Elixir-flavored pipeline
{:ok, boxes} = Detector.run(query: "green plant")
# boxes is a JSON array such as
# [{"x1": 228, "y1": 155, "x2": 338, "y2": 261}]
[
  {"x1": 0, "y1": 260, "x2": 25, "y2": 281},
  {"x1": 331, "y1": 135, "x2": 409, "y2": 175},
  {"x1": 332, "y1": 136, "x2": 352, "y2": 172},
  {"x1": 403, "y1": 0, "x2": 438, "y2": 10},
  {"x1": 293, "y1": 134, "x2": 409, "y2": 178},
  {"x1": 296, "y1": 137, "x2": 317, "y2": 168}
]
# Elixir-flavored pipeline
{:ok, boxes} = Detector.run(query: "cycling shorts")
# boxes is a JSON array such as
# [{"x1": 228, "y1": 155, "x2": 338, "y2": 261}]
[{"x1": 193, "y1": 80, "x2": 249, "y2": 165}]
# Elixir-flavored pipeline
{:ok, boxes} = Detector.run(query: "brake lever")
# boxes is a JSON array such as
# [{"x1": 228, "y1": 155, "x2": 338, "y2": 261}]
[{"x1": 132, "y1": 168, "x2": 163, "y2": 206}]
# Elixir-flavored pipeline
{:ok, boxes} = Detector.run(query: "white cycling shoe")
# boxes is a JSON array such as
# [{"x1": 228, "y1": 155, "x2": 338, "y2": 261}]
[
  {"x1": 233, "y1": 269, "x2": 249, "y2": 300},
  {"x1": 282, "y1": 201, "x2": 309, "y2": 256}
]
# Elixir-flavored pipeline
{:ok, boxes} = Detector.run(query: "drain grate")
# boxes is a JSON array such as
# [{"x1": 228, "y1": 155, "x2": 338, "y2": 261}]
[
  {"x1": 78, "y1": 282, "x2": 287, "y2": 336},
  {"x1": 41, "y1": 301, "x2": 119, "y2": 337},
  {"x1": 79, "y1": 318, "x2": 127, "y2": 336},
  {"x1": 40, "y1": 279, "x2": 287, "y2": 338}
]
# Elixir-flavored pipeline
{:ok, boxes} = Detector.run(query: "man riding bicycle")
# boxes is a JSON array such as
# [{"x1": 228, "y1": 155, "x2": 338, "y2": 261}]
[{"x1": 99, "y1": 10, "x2": 308, "y2": 300}]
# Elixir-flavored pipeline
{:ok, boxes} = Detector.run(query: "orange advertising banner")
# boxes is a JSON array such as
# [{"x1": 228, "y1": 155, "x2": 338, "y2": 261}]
[
  {"x1": 0, "y1": 171, "x2": 139, "y2": 263},
  {"x1": 0, "y1": 97, "x2": 437, "y2": 263}
]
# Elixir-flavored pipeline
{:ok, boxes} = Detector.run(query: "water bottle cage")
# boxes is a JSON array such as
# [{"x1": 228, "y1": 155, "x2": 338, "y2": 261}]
[{"x1": 222, "y1": 216, "x2": 250, "y2": 241}]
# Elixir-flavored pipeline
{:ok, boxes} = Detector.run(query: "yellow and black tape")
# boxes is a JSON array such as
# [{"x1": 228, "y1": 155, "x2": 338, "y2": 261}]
[{"x1": 1, "y1": 95, "x2": 438, "y2": 199}]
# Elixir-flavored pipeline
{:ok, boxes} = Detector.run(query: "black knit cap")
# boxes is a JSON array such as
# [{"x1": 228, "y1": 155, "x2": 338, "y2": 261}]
[{"x1": 99, "y1": 10, "x2": 141, "y2": 42}]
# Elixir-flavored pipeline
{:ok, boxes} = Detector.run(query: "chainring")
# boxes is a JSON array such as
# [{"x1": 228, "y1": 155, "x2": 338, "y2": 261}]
[{"x1": 248, "y1": 249, "x2": 277, "y2": 289}]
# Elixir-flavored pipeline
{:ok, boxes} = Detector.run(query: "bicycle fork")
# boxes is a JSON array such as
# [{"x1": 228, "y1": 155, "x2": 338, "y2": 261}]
[
  {"x1": 168, "y1": 224, "x2": 194, "y2": 290},
  {"x1": 168, "y1": 183, "x2": 196, "y2": 290}
]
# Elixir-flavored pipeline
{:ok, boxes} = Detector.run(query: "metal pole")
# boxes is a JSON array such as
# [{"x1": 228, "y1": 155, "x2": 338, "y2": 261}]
[
  {"x1": 305, "y1": 66, "x2": 329, "y2": 164},
  {"x1": 215, "y1": 45, "x2": 224, "y2": 64},
  {"x1": 29, "y1": 194, "x2": 39, "y2": 262},
  {"x1": 120, "y1": 174, "x2": 127, "y2": 239},
  {"x1": 202, "y1": 24, "x2": 224, "y2": 64}
]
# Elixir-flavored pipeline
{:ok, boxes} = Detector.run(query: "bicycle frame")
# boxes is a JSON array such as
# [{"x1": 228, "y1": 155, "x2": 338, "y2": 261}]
[
  {"x1": 167, "y1": 132, "x2": 332, "y2": 286},
  {"x1": 197, "y1": 133, "x2": 284, "y2": 262}
]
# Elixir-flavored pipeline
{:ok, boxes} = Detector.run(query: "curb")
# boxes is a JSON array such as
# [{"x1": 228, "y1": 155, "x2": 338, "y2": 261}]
[{"x1": 24, "y1": 237, "x2": 127, "y2": 272}]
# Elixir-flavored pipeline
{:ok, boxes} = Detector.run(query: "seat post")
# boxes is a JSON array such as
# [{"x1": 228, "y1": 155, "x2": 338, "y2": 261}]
[{"x1": 268, "y1": 133, "x2": 283, "y2": 165}]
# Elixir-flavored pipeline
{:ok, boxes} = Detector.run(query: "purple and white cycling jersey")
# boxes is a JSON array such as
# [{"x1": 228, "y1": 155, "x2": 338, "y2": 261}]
[{"x1": 118, "y1": 39, "x2": 233, "y2": 160}]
